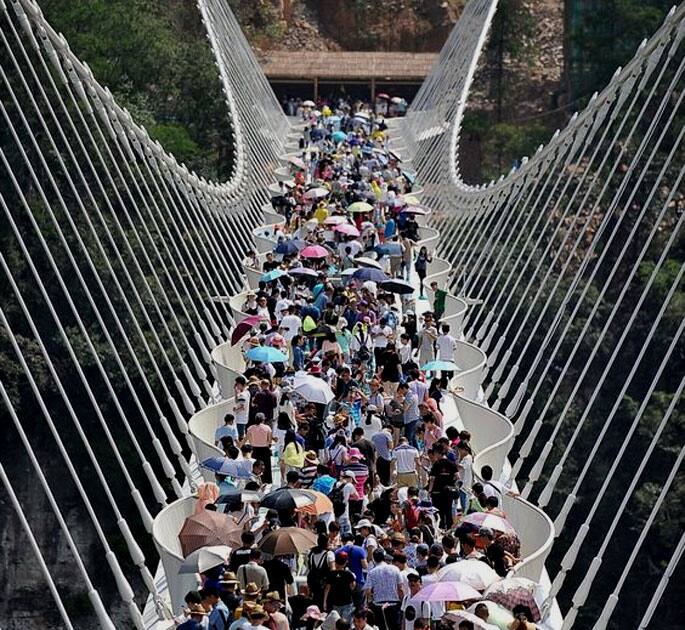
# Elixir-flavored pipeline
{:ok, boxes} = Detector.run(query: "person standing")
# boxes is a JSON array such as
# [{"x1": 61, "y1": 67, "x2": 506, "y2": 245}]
[
  {"x1": 414, "y1": 247, "x2": 432, "y2": 299},
  {"x1": 323, "y1": 551, "x2": 357, "y2": 622},
  {"x1": 436, "y1": 324, "x2": 457, "y2": 387},
  {"x1": 236, "y1": 549, "x2": 269, "y2": 593},
  {"x1": 371, "y1": 425, "x2": 393, "y2": 486},
  {"x1": 364, "y1": 548, "x2": 405, "y2": 630},
  {"x1": 245, "y1": 413, "x2": 273, "y2": 484},
  {"x1": 393, "y1": 437, "x2": 421, "y2": 488},
  {"x1": 398, "y1": 383, "x2": 419, "y2": 447},
  {"x1": 428, "y1": 447, "x2": 458, "y2": 529},
  {"x1": 233, "y1": 376, "x2": 250, "y2": 441}
]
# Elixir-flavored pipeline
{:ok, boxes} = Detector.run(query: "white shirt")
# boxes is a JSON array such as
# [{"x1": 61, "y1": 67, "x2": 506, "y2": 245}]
[
  {"x1": 280, "y1": 314, "x2": 302, "y2": 341},
  {"x1": 402, "y1": 594, "x2": 431, "y2": 630},
  {"x1": 234, "y1": 391, "x2": 250, "y2": 425},
  {"x1": 393, "y1": 444, "x2": 419, "y2": 473},
  {"x1": 436, "y1": 334, "x2": 456, "y2": 362},
  {"x1": 371, "y1": 324, "x2": 393, "y2": 349},
  {"x1": 459, "y1": 454, "x2": 474, "y2": 491},
  {"x1": 362, "y1": 414, "x2": 383, "y2": 441},
  {"x1": 256, "y1": 305, "x2": 271, "y2": 321},
  {"x1": 399, "y1": 342, "x2": 412, "y2": 364},
  {"x1": 483, "y1": 480, "x2": 505, "y2": 499}
]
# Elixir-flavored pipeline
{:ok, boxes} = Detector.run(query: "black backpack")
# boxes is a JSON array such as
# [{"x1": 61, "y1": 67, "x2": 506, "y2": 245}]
[
  {"x1": 307, "y1": 550, "x2": 331, "y2": 590},
  {"x1": 328, "y1": 482, "x2": 347, "y2": 517}
]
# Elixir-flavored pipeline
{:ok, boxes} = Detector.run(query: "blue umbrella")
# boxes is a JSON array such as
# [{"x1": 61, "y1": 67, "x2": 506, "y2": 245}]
[
  {"x1": 246, "y1": 346, "x2": 288, "y2": 363},
  {"x1": 275, "y1": 239, "x2": 304, "y2": 255},
  {"x1": 351, "y1": 267, "x2": 388, "y2": 283},
  {"x1": 331, "y1": 130, "x2": 346, "y2": 143},
  {"x1": 261, "y1": 269, "x2": 289, "y2": 283},
  {"x1": 402, "y1": 169, "x2": 417, "y2": 184},
  {"x1": 200, "y1": 456, "x2": 234, "y2": 475},
  {"x1": 421, "y1": 360, "x2": 461, "y2": 372},
  {"x1": 375, "y1": 242, "x2": 403, "y2": 257}
]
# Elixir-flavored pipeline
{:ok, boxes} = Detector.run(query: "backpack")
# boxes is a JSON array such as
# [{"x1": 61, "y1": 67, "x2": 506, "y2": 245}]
[
  {"x1": 307, "y1": 550, "x2": 331, "y2": 590},
  {"x1": 328, "y1": 482, "x2": 347, "y2": 517}
]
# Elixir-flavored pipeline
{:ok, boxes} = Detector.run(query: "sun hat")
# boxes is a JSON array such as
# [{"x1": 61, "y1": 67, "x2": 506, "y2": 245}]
[
  {"x1": 355, "y1": 518, "x2": 373, "y2": 529},
  {"x1": 304, "y1": 450, "x2": 320, "y2": 464},
  {"x1": 244, "y1": 582, "x2": 261, "y2": 597},
  {"x1": 302, "y1": 605, "x2": 326, "y2": 621},
  {"x1": 219, "y1": 571, "x2": 238, "y2": 585}
]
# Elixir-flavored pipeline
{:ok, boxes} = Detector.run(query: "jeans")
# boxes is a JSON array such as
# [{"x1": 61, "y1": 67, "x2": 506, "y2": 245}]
[
  {"x1": 404, "y1": 419, "x2": 419, "y2": 447},
  {"x1": 458, "y1": 487, "x2": 469, "y2": 514},
  {"x1": 332, "y1": 603, "x2": 354, "y2": 622}
]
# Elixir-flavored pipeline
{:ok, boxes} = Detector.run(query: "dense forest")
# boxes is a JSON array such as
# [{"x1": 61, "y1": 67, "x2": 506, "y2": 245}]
[{"x1": 0, "y1": 0, "x2": 681, "y2": 628}]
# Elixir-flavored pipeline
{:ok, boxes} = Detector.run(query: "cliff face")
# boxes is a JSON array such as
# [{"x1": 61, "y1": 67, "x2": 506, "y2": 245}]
[{"x1": 229, "y1": 0, "x2": 463, "y2": 52}]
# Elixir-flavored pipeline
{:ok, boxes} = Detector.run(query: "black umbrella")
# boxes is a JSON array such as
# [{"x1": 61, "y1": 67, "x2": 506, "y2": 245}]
[
  {"x1": 379, "y1": 279, "x2": 414, "y2": 295},
  {"x1": 260, "y1": 488, "x2": 315, "y2": 512}
]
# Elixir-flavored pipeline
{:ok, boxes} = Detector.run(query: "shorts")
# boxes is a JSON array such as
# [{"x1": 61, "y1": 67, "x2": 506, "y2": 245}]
[{"x1": 396, "y1": 472, "x2": 418, "y2": 487}]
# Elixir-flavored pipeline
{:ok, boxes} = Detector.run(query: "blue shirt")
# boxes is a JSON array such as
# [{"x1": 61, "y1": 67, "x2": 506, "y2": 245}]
[
  {"x1": 384, "y1": 218, "x2": 396, "y2": 238},
  {"x1": 339, "y1": 543, "x2": 367, "y2": 586},
  {"x1": 209, "y1": 601, "x2": 231, "y2": 630},
  {"x1": 293, "y1": 345, "x2": 305, "y2": 370}
]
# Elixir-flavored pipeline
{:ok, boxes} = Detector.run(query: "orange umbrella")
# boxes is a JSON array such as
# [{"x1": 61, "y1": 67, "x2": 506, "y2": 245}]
[
  {"x1": 296, "y1": 489, "x2": 333, "y2": 516},
  {"x1": 178, "y1": 509, "x2": 242, "y2": 556}
]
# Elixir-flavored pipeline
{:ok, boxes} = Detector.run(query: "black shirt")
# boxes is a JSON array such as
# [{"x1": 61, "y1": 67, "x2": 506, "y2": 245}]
[
  {"x1": 380, "y1": 349, "x2": 401, "y2": 382},
  {"x1": 352, "y1": 437, "x2": 376, "y2": 468},
  {"x1": 228, "y1": 546, "x2": 252, "y2": 572},
  {"x1": 263, "y1": 558, "x2": 294, "y2": 599},
  {"x1": 430, "y1": 458, "x2": 458, "y2": 493},
  {"x1": 325, "y1": 568, "x2": 356, "y2": 606}
]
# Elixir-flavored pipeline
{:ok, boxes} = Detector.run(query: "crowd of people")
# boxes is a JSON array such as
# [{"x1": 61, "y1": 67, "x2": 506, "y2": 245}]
[{"x1": 174, "y1": 100, "x2": 540, "y2": 630}]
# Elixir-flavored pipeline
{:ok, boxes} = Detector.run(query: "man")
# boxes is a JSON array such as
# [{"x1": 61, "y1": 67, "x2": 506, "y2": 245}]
[
  {"x1": 177, "y1": 602, "x2": 209, "y2": 630},
  {"x1": 335, "y1": 367, "x2": 359, "y2": 401},
  {"x1": 233, "y1": 377, "x2": 250, "y2": 440},
  {"x1": 204, "y1": 586, "x2": 231, "y2": 630},
  {"x1": 481, "y1": 465, "x2": 507, "y2": 498},
  {"x1": 218, "y1": 571, "x2": 242, "y2": 617},
  {"x1": 275, "y1": 290, "x2": 293, "y2": 324},
  {"x1": 392, "y1": 437, "x2": 421, "y2": 488},
  {"x1": 354, "y1": 519, "x2": 378, "y2": 556},
  {"x1": 352, "y1": 609, "x2": 375, "y2": 630},
  {"x1": 280, "y1": 305, "x2": 302, "y2": 345},
  {"x1": 263, "y1": 592, "x2": 290, "y2": 630},
  {"x1": 215, "y1": 413, "x2": 238, "y2": 445},
  {"x1": 251, "y1": 381, "x2": 277, "y2": 425},
  {"x1": 436, "y1": 323, "x2": 457, "y2": 386},
  {"x1": 229, "y1": 531, "x2": 256, "y2": 572},
  {"x1": 428, "y1": 446, "x2": 458, "y2": 529},
  {"x1": 337, "y1": 533, "x2": 368, "y2": 608},
  {"x1": 364, "y1": 548, "x2": 404, "y2": 630},
  {"x1": 401, "y1": 574, "x2": 430, "y2": 630},
  {"x1": 237, "y1": 549, "x2": 269, "y2": 593},
  {"x1": 371, "y1": 317, "x2": 393, "y2": 367},
  {"x1": 398, "y1": 383, "x2": 419, "y2": 447},
  {"x1": 371, "y1": 425, "x2": 393, "y2": 486},
  {"x1": 323, "y1": 551, "x2": 357, "y2": 622},
  {"x1": 429, "y1": 281, "x2": 447, "y2": 321},
  {"x1": 392, "y1": 552, "x2": 418, "y2": 595},
  {"x1": 262, "y1": 554, "x2": 294, "y2": 601}
]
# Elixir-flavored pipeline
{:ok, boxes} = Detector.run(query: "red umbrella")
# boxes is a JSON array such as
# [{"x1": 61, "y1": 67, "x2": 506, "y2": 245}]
[
  {"x1": 231, "y1": 315, "x2": 261, "y2": 345},
  {"x1": 300, "y1": 245, "x2": 329, "y2": 259},
  {"x1": 376, "y1": 92, "x2": 390, "y2": 100},
  {"x1": 178, "y1": 510, "x2": 242, "y2": 556}
]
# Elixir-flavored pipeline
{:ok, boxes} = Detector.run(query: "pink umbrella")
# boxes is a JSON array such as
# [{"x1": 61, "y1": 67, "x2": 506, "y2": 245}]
[
  {"x1": 323, "y1": 215, "x2": 347, "y2": 225},
  {"x1": 334, "y1": 224, "x2": 360, "y2": 237},
  {"x1": 230, "y1": 315, "x2": 261, "y2": 345},
  {"x1": 410, "y1": 580, "x2": 482, "y2": 603},
  {"x1": 462, "y1": 512, "x2": 517, "y2": 535},
  {"x1": 300, "y1": 245, "x2": 329, "y2": 259}
]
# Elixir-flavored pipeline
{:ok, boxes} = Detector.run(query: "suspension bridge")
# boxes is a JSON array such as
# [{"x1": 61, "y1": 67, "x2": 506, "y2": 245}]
[{"x1": 0, "y1": 0, "x2": 682, "y2": 628}]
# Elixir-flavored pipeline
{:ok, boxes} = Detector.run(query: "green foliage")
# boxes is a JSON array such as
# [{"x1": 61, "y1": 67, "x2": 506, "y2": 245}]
[{"x1": 40, "y1": 0, "x2": 232, "y2": 180}]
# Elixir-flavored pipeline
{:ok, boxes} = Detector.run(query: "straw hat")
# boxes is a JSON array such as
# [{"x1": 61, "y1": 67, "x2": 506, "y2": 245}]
[
  {"x1": 304, "y1": 450, "x2": 319, "y2": 465},
  {"x1": 219, "y1": 571, "x2": 238, "y2": 585},
  {"x1": 264, "y1": 591, "x2": 283, "y2": 606},
  {"x1": 244, "y1": 582, "x2": 261, "y2": 597},
  {"x1": 185, "y1": 603, "x2": 209, "y2": 616},
  {"x1": 247, "y1": 605, "x2": 268, "y2": 620}
]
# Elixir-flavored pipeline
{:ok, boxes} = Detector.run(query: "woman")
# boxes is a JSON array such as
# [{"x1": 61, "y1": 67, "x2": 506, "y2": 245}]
[
  {"x1": 456, "y1": 441, "x2": 474, "y2": 515},
  {"x1": 321, "y1": 330, "x2": 343, "y2": 365},
  {"x1": 327, "y1": 433, "x2": 348, "y2": 476},
  {"x1": 244, "y1": 413, "x2": 273, "y2": 484},
  {"x1": 280, "y1": 429, "x2": 305, "y2": 481},
  {"x1": 378, "y1": 344, "x2": 402, "y2": 398},
  {"x1": 274, "y1": 388, "x2": 296, "y2": 456},
  {"x1": 414, "y1": 246, "x2": 432, "y2": 298},
  {"x1": 306, "y1": 534, "x2": 335, "y2": 608}
]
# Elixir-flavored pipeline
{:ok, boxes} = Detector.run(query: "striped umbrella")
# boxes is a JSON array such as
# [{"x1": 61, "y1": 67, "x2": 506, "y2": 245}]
[
  {"x1": 462, "y1": 512, "x2": 517, "y2": 535},
  {"x1": 484, "y1": 578, "x2": 542, "y2": 622},
  {"x1": 296, "y1": 490, "x2": 333, "y2": 516}
]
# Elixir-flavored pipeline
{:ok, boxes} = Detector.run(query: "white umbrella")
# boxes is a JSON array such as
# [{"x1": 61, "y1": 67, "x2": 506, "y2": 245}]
[
  {"x1": 466, "y1": 601, "x2": 514, "y2": 630},
  {"x1": 178, "y1": 545, "x2": 231, "y2": 574},
  {"x1": 354, "y1": 256, "x2": 383, "y2": 270},
  {"x1": 438, "y1": 559, "x2": 501, "y2": 591},
  {"x1": 302, "y1": 100, "x2": 315, "y2": 107},
  {"x1": 354, "y1": 111, "x2": 370, "y2": 119},
  {"x1": 391, "y1": 96, "x2": 404, "y2": 104},
  {"x1": 287, "y1": 156, "x2": 306, "y2": 170},
  {"x1": 304, "y1": 187, "x2": 330, "y2": 200},
  {"x1": 292, "y1": 374, "x2": 335, "y2": 404}
]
